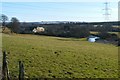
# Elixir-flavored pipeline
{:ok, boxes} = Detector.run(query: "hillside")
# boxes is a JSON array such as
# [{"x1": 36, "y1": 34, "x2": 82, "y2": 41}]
[{"x1": 2, "y1": 33, "x2": 118, "y2": 78}]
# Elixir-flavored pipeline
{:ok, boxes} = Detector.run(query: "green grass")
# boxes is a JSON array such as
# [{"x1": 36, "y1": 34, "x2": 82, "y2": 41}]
[{"x1": 2, "y1": 33, "x2": 118, "y2": 78}]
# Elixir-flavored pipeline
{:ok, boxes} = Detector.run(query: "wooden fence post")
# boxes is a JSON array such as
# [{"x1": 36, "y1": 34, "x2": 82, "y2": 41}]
[
  {"x1": 19, "y1": 61, "x2": 24, "y2": 80},
  {"x1": 2, "y1": 51, "x2": 25, "y2": 80},
  {"x1": 2, "y1": 51, "x2": 10, "y2": 80},
  {"x1": 6, "y1": 61, "x2": 10, "y2": 80},
  {"x1": 2, "y1": 51, "x2": 6, "y2": 80}
]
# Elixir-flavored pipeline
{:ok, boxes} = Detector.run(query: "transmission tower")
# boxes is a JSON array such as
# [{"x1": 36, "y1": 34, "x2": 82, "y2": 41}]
[{"x1": 103, "y1": 2, "x2": 111, "y2": 22}]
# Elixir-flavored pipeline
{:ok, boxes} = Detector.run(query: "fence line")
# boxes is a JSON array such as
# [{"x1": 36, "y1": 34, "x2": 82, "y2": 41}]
[
  {"x1": 2, "y1": 51, "x2": 24, "y2": 80},
  {"x1": 2, "y1": 51, "x2": 10, "y2": 80}
]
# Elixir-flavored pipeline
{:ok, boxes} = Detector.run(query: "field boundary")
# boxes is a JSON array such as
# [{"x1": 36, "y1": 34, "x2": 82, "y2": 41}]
[{"x1": 2, "y1": 51, "x2": 24, "y2": 80}]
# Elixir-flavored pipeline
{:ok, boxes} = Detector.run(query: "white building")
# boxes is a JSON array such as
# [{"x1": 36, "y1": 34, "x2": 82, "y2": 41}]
[{"x1": 33, "y1": 27, "x2": 45, "y2": 33}]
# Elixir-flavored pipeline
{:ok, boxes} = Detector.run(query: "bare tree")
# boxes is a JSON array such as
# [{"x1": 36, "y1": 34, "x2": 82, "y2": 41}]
[{"x1": 0, "y1": 14, "x2": 8, "y2": 32}]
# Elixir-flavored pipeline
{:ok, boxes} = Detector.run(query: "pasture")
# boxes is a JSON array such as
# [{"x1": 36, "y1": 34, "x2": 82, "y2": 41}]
[{"x1": 2, "y1": 33, "x2": 118, "y2": 78}]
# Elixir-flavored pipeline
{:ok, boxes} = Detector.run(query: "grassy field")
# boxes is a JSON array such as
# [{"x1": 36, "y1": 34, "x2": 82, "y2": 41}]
[{"x1": 2, "y1": 33, "x2": 118, "y2": 78}]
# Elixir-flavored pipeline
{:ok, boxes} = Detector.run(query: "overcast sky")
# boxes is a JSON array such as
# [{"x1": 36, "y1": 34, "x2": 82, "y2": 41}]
[{"x1": 1, "y1": 0, "x2": 119, "y2": 22}]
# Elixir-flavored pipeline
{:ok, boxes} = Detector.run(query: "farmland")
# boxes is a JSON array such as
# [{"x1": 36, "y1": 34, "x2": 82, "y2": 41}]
[{"x1": 2, "y1": 33, "x2": 118, "y2": 78}]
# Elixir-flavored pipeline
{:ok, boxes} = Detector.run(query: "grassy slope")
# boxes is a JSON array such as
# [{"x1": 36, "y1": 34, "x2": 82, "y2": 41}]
[{"x1": 2, "y1": 34, "x2": 118, "y2": 78}]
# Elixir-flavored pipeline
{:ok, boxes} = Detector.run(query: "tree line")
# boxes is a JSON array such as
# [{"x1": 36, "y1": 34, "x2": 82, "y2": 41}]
[{"x1": 0, "y1": 14, "x2": 120, "y2": 43}]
